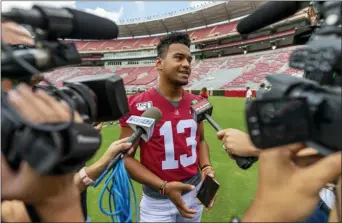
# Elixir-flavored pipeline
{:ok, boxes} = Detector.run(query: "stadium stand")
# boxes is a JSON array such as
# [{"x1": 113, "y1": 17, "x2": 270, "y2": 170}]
[
  {"x1": 43, "y1": 1, "x2": 313, "y2": 94},
  {"x1": 43, "y1": 46, "x2": 304, "y2": 88}
]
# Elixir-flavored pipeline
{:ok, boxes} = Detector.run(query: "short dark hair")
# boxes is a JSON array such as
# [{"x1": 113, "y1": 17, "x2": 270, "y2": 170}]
[{"x1": 157, "y1": 32, "x2": 191, "y2": 58}]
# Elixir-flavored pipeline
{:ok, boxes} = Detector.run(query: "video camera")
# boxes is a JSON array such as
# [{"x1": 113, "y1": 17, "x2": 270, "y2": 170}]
[
  {"x1": 244, "y1": 1, "x2": 342, "y2": 155},
  {"x1": 290, "y1": 1, "x2": 341, "y2": 86},
  {"x1": 1, "y1": 5, "x2": 129, "y2": 175}
]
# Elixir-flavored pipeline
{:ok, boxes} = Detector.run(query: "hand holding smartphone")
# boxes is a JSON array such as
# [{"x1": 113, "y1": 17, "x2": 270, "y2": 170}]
[{"x1": 196, "y1": 175, "x2": 220, "y2": 208}]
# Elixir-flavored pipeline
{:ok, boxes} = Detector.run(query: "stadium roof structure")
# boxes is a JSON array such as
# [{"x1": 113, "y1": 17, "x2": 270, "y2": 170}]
[{"x1": 117, "y1": 1, "x2": 264, "y2": 38}]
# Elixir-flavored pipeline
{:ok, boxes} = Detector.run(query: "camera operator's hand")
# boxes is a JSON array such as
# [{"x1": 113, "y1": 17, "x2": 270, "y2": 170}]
[
  {"x1": 1, "y1": 21, "x2": 34, "y2": 45},
  {"x1": 2, "y1": 84, "x2": 84, "y2": 222},
  {"x1": 217, "y1": 128, "x2": 260, "y2": 157},
  {"x1": 242, "y1": 143, "x2": 341, "y2": 222}
]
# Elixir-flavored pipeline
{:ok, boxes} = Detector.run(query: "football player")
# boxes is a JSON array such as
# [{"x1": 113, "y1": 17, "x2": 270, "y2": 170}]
[{"x1": 119, "y1": 32, "x2": 214, "y2": 222}]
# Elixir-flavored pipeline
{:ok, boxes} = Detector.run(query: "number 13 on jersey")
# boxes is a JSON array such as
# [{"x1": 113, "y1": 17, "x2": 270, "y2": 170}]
[{"x1": 160, "y1": 119, "x2": 198, "y2": 170}]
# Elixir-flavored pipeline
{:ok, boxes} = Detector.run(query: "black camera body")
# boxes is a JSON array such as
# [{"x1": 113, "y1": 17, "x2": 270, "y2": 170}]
[
  {"x1": 246, "y1": 75, "x2": 342, "y2": 155},
  {"x1": 245, "y1": 1, "x2": 341, "y2": 155},
  {"x1": 1, "y1": 5, "x2": 128, "y2": 175}
]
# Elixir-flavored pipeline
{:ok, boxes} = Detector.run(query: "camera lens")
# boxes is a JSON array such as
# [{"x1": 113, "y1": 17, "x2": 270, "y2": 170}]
[{"x1": 33, "y1": 83, "x2": 97, "y2": 123}]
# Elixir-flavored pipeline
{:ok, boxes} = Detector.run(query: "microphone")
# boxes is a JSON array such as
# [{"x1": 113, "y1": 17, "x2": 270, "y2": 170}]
[
  {"x1": 236, "y1": 1, "x2": 310, "y2": 35},
  {"x1": 191, "y1": 99, "x2": 257, "y2": 170},
  {"x1": 106, "y1": 107, "x2": 162, "y2": 169},
  {"x1": 2, "y1": 5, "x2": 119, "y2": 40}
]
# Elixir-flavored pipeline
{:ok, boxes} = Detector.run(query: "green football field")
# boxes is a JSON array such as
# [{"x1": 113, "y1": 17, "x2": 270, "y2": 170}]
[{"x1": 86, "y1": 97, "x2": 258, "y2": 222}]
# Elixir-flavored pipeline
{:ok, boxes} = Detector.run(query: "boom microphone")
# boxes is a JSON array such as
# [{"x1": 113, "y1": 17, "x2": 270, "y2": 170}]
[
  {"x1": 191, "y1": 99, "x2": 258, "y2": 170},
  {"x1": 2, "y1": 5, "x2": 119, "y2": 40},
  {"x1": 236, "y1": 1, "x2": 310, "y2": 35},
  {"x1": 106, "y1": 107, "x2": 162, "y2": 169}
]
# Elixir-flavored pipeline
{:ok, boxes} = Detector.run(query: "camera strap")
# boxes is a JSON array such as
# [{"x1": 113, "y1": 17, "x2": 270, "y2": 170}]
[{"x1": 25, "y1": 203, "x2": 42, "y2": 223}]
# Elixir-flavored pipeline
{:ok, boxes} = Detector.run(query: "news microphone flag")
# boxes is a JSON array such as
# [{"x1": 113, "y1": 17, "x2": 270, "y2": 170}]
[{"x1": 126, "y1": 115, "x2": 156, "y2": 142}]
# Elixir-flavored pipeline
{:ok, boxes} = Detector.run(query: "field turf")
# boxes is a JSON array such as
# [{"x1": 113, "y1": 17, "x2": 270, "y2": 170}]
[{"x1": 86, "y1": 96, "x2": 258, "y2": 222}]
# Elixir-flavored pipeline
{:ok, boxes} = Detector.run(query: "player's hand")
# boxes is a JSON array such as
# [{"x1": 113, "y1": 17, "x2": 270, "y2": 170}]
[
  {"x1": 200, "y1": 166, "x2": 216, "y2": 211},
  {"x1": 242, "y1": 143, "x2": 341, "y2": 222},
  {"x1": 102, "y1": 137, "x2": 132, "y2": 161},
  {"x1": 164, "y1": 182, "x2": 197, "y2": 219},
  {"x1": 217, "y1": 128, "x2": 260, "y2": 157}
]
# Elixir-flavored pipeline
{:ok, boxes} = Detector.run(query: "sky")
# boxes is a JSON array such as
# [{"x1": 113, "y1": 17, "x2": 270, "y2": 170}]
[{"x1": 1, "y1": 1, "x2": 222, "y2": 24}]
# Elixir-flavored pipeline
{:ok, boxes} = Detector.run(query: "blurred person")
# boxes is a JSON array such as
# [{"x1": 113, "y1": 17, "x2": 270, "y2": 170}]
[
  {"x1": 256, "y1": 83, "x2": 266, "y2": 99},
  {"x1": 1, "y1": 21, "x2": 35, "y2": 93},
  {"x1": 1, "y1": 84, "x2": 84, "y2": 222},
  {"x1": 246, "y1": 86, "x2": 252, "y2": 101},
  {"x1": 199, "y1": 87, "x2": 209, "y2": 99},
  {"x1": 1, "y1": 20, "x2": 134, "y2": 223},
  {"x1": 217, "y1": 128, "x2": 337, "y2": 222},
  {"x1": 119, "y1": 32, "x2": 214, "y2": 222},
  {"x1": 245, "y1": 86, "x2": 253, "y2": 108},
  {"x1": 241, "y1": 143, "x2": 341, "y2": 222},
  {"x1": 328, "y1": 176, "x2": 341, "y2": 223},
  {"x1": 1, "y1": 21, "x2": 34, "y2": 45}
]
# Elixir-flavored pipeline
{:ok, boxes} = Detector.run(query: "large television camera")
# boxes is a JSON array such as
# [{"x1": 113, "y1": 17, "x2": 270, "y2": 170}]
[
  {"x1": 1, "y1": 5, "x2": 129, "y2": 175},
  {"x1": 244, "y1": 1, "x2": 341, "y2": 155}
]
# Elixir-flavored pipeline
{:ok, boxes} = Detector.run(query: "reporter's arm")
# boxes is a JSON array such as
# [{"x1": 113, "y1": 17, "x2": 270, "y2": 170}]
[
  {"x1": 120, "y1": 126, "x2": 165, "y2": 190},
  {"x1": 74, "y1": 137, "x2": 131, "y2": 192},
  {"x1": 198, "y1": 122, "x2": 211, "y2": 168},
  {"x1": 217, "y1": 128, "x2": 261, "y2": 157}
]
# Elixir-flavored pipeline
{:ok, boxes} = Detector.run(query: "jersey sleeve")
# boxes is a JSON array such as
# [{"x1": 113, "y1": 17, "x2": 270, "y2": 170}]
[
  {"x1": 119, "y1": 95, "x2": 136, "y2": 127},
  {"x1": 119, "y1": 113, "x2": 130, "y2": 127}
]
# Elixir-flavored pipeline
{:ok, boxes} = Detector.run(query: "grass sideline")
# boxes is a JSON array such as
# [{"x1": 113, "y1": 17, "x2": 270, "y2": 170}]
[{"x1": 86, "y1": 97, "x2": 258, "y2": 222}]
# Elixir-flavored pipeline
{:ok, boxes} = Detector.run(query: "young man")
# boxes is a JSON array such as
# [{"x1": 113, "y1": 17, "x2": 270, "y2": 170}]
[{"x1": 119, "y1": 32, "x2": 214, "y2": 222}]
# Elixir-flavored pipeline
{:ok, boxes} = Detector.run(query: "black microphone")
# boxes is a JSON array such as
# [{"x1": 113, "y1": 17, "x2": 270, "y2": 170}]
[
  {"x1": 106, "y1": 107, "x2": 162, "y2": 170},
  {"x1": 2, "y1": 5, "x2": 119, "y2": 40},
  {"x1": 236, "y1": 1, "x2": 311, "y2": 35},
  {"x1": 191, "y1": 99, "x2": 258, "y2": 170}
]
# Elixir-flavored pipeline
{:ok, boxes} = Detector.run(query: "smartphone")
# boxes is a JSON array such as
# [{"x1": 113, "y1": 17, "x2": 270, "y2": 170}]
[{"x1": 196, "y1": 176, "x2": 220, "y2": 208}]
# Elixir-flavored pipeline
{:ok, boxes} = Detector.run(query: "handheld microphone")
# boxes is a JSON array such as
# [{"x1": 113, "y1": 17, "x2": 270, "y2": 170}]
[
  {"x1": 236, "y1": 1, "x2": 311, "y2": 35},
  {"x1": 2, "y1": 5, "x2": 119, "y2": 40},
  {"x1": 106, "y1": 107, "x2": 162, "y2": 169},
  {"x1": 191, "y1": 99, "x2": 257, "y2": 170}
]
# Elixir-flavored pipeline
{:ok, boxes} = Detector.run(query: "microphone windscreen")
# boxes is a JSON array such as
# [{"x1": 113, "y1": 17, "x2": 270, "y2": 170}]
[
  {"x1": 236, "y1": 1, "x2": 300, "y2": 35},
  {"x1": 141, "y1": 107, "x2": 162, "y2": 123},
  {"x1": 66, "y1": 8, "x2": 119, "y2": 40}
]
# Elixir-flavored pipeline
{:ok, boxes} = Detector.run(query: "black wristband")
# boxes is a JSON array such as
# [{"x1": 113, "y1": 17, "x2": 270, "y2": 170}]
[{"x1": 200, "y1": 164, "x2": 211, "y2": 171}]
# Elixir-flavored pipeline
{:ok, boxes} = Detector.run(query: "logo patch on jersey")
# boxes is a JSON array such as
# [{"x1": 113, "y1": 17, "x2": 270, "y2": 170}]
[{"x1": 136, "y1": 101, "x2": 153, "y2": 111}]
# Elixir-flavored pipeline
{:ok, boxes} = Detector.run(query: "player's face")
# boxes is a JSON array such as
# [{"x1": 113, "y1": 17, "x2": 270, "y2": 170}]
[{"x1": 160, "y1": 43, "x2": 192, "y2": 86}]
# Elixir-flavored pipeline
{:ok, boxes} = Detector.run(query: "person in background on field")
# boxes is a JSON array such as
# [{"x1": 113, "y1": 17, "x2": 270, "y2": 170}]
[
  {"x1": 200, "y1": 87, "x2": 209, "y2": 99},
  {"x1": 256, "y1": 83, "x2": 267, "y2": 99}
]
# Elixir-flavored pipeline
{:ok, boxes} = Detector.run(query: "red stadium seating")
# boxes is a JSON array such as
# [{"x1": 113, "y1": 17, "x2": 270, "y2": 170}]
[
  {"x1": 71, "y1": 21, "x2": 242, "y2": 52},
  {"x1": 42, "y1": 46, "x2": 304, "y2": 89}
]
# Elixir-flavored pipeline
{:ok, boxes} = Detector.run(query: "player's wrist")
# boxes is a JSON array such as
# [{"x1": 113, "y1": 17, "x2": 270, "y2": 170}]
[
  {"x1": 159, "y1": 180, "x2": 168, "y2": 195},
  {"x1": 200, "y1": 164, "x2": 213, "y2": 172}
]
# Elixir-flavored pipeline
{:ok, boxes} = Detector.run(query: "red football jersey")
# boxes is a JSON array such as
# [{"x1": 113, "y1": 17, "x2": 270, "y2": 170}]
[{"x1": 120, "y1": 88, "x2": 203, "y2": 182}]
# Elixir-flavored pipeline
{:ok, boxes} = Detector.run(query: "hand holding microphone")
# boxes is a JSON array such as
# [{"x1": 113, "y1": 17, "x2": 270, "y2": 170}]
[
  {"x1": 106, "y1": 107, "x2": 162, "y2": 170},
  {"x1": 217, "y1": 128, "x2": 261, "y2": 157},
  {"x1": 191, "y1": 99, "x2": 258, "y2": 170}
]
